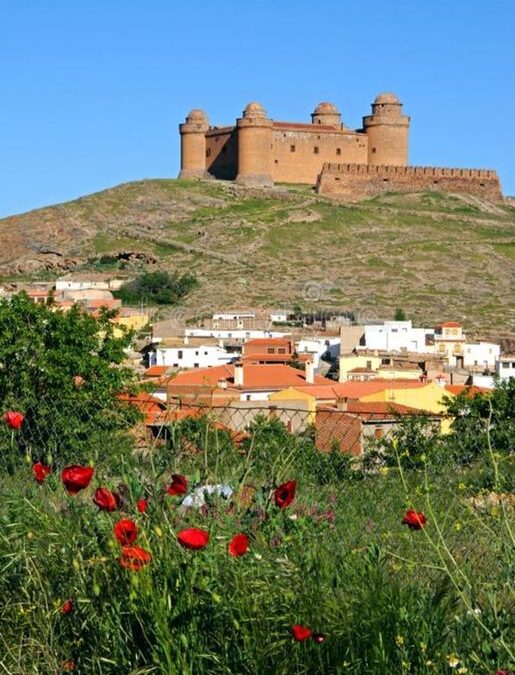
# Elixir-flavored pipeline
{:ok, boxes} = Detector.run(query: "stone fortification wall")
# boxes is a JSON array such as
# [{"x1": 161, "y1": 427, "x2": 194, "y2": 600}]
[{"x1": 317, "y1": 163, "x2": 502, "y2": 201}]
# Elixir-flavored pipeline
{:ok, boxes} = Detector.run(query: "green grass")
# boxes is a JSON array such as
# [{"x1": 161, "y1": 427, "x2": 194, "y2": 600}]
[{"x1": 0, "y1": 413, "x2": 513, "y2": 674}]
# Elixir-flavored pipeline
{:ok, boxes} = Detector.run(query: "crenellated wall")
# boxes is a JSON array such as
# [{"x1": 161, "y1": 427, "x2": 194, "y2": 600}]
[{"x1": 317, "y1": 163, "x2": 503, "y2": 201}]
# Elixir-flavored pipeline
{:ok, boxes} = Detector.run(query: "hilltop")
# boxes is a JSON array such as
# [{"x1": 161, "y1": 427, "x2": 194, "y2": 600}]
[{"x1": 1, "y1": 179, "x2": 514, "y2": 333}]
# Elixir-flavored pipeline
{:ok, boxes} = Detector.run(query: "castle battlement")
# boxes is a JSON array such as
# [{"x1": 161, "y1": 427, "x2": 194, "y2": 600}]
[
  {"x1": 322, "y1": 163, "x2": 498, "y2": 179},
  {"x1": 317, "y1": 163, "x2": 502, "y2": 201},
  {"x1": 178, "y1": 94, "x2": 502, "y2": 201}
]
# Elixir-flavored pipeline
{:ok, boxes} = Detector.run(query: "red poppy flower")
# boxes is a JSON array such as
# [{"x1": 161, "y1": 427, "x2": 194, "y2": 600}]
[
  {"x1": 32, "y1": 462, "x2": 51, "y2": 484},
  {"x1": 119, "y1": 545, "x2": 152, "y2": 571},
  {"x1": 114, "y1": 518, "x2": 138, "y2": 546},
  {"x1": 93, "y1": 487, "x2": 120, "y2": 512},
  {"x1": 402, "y1": 509, "x2": 427, "y2": 531},
  {"x1": 3, "y1": 411, "x2": 24, "y2": 430},
  {"x1": 312, "y1": 633, "x2": 326, "y2": 643},
  {"x1": 292, "y1": 624, "x2": 312, "y2": 642},
  {"x1": 137, "y1": 498, "x2": 148, "y2": 513},
  {"x1": 60, "y1": 599, "x2": 74, "y2": 615},
  {"x1": 177, "y1": 527, "x2": 209, "y2": 550},
  {"x1": 62, "y1": 660, "x2": 76, "y2": 672},
  {"x1": 61, "y1": 465, "x2": 94, "y2": 495},
  {"x1": 228, "y1": 533, "x2": 249, "y2": 557},
  {"x1": 274, "y1": 480, "x2": 297, "y2": 509},
  {"x1": 166, "y1": 474, "x2": 188, "y2": 496},
  {"x1": 495, "y1": 671, "x2": 511, "y2": 675}
]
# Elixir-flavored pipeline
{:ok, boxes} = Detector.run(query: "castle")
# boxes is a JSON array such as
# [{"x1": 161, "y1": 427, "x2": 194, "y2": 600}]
[{"x1": 179, "y1": 93, "x2": 502, "y2": 201}]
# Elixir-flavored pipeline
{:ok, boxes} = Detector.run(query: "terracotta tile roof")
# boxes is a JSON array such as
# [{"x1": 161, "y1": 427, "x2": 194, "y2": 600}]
[
  {"x1": 144, "y1": 365, "x2": 171, "y2": 377},
  {"x1": 292, "y1": 379, "x2": 427, "y2": 401},
  {"x1": 245, "y1": 338, "x2": 291, "y2": 346},
  {"x1": 162, "y1": 364, "x2": 331, "y2": 391},
  {"x1": 241, "y1": 353, "x2": 303, "y2": 363},
  {"x1": 274, "y1": 121, "x2": 340, "y2": 132},
  {"x1": 315, "y1": 411, "x2": 362, "y2": 455},
  {"x1": 435, "y1": 321, "x2": 462, "y2": 328},
  {"x1": 444, "y1": 384, "x2": 492, "y2": 396}
]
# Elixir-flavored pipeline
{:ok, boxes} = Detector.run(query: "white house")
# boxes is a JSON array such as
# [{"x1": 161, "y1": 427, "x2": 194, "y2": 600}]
[
  {"x1": 296, "y1": 337, "x2": 341, "y2": 368},
  {"x1": 56, "y1": 273, "x2": 126, "y2": 291},
  {"x1": 360, "y1": 321, "x2": 433, "y2": 354},
  {"x1": 463, "y1": 342, "x2": 500, "y2": 369},
  {"x1": 270, "y1": 310, "x2": 291, "y2": 323},
  {"x1": 496, "y1": 355, "x2": 515, "y2": 382},
  {"x1": 185, "y1": 328, "x2": 289, "y2": 342},
  {"x1": 147, "y1": 344, "x2": 235, "y2": 370}
]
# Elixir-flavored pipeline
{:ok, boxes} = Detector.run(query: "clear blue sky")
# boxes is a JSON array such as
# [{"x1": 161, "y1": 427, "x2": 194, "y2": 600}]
[{"x1": 1, "y1": 0, "x2": 513, "y2": 217}]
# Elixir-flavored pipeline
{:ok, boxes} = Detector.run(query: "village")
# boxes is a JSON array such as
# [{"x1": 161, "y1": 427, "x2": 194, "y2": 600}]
[{"x1": 4, "y1": 270, "x2": 514, "y2": 457}]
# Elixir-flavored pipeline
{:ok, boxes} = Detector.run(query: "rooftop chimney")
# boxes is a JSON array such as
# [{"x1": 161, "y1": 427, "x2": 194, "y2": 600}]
[
  {"x1": 305, "y1": 360, "x2": 315, "y2": 385},
  {"x1": 234, "y1": 362, "x2": 244, "y2": 387},
  {"x1": 336, "y1": 397, "x2": 348, "y2": 411}
]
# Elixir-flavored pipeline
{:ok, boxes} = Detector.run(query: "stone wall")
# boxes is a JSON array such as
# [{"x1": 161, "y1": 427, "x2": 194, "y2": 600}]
[
  {"x1": 206, "y1": 127, "x2": 238, "y2": 180},
  {"x1": 317, "y1": 163, "x2": 502, "y2": 201}
]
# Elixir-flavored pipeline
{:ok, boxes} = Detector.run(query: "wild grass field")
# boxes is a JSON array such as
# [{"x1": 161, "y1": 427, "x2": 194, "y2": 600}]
[{"x1": 0, "y1": 401, "x2": 513, "y2": 674}]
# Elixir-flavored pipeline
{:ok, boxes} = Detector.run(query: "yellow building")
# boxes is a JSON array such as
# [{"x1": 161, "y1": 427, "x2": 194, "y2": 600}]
[
  {"x1": 360, "y1": 382, "x2": 453, "y2": 432},
  {"x1": 339, "y1": 355, "x2": 382, "y2": 381}
]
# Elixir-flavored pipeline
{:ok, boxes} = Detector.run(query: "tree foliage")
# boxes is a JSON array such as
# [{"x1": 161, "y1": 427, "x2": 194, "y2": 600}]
[
  {"x1": 0, "y1": 293, "x2": 139, "y2": 465},
  {"x1": 114, "y1": 270, "x2": 198, "y2": 305}
]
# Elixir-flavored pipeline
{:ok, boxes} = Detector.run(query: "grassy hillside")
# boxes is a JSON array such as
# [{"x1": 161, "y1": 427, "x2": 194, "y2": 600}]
[{"x1": 1, "y1": 179, "x2": 514, "y2": 333}]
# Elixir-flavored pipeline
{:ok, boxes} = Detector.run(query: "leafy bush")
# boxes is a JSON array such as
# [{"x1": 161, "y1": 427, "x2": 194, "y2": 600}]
[
  {"x1": 0, "y1": 293, "x2": 139, "y2": 467},
  {"x1": 114, "y1": 270, "x2": 198, "y2": 305}
]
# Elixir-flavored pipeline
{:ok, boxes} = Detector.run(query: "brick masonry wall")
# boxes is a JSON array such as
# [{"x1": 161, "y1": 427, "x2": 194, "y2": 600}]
[
  {"x1": 317, "y1": 163, "x2": 503, "y2": 201},
  {"x1": 272, "y1": 126, "x2": 368, "y2": 184}
]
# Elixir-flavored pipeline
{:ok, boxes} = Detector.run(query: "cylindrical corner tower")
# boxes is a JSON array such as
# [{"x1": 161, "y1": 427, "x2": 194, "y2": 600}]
[
  {"x1": 236, "y1": 102, "x2": 273, "y2": 187},
  {"x1": 311, "y1": 102, "x2": 342, "y2": 128},
  {"x1": 179, "y1": 109, "x2": 209, "y2": 179},
  {"x1": 363, "y1": 93, "x2": 410, "y2": 166}
]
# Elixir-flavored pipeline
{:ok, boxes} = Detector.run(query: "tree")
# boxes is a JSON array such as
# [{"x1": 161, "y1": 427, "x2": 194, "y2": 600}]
[
  {"x1": 114, "y1": 270, "x2": 198, "y2": 305},
  {"x1": 0, "y1": 293, "x2": 139, "y2": 466},
  {"x1": 394, "y1": 307, "x2": 407, "y2": 321}
]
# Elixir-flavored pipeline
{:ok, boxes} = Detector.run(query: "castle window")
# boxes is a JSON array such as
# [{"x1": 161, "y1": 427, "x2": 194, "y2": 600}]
[
  {"x1": 334, "y1": 177, "x2": 340, "y2": 182},
  {"x1": 314, "y1": 146, "x2": 319, "y2": 154},
  {"x1": 336, "y1": 148, "x2": 341, "y2": 156},
  {"x1": 382, "y1": 178, "x2": 389, "y2": 182},
  {"x1": 274, "y1": 159, "x2": 278, "y2": 164},
  {"x1": 433, "y1": 180, "x2": 438, "y2": 184},
  {"x1": 206, "y1": 148, "x2": 211, "y2": 157},
  {"x1": 290, "y1": 145, "x2": 296, "y2": 152},
  {"x1": 372, "y1": 147, "x2": 377, "y2": 154},
  {"x1": 479, "y1": 182, "x2": 485, "y2": 187}
]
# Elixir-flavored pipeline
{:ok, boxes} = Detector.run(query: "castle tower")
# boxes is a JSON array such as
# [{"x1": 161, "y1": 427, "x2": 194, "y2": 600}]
[
  {"x1": 179, "y1": 109, "x2": 209, "y2": 179},
  {"x1": 363, "y1": 93, "x2": 410, "y2": 166},
  {"x1": 236, "y1": 102, "x2": 273, "y2": 186},
  {"x1": 311, "y1": 102, "x2": 342, "y2": 128}
]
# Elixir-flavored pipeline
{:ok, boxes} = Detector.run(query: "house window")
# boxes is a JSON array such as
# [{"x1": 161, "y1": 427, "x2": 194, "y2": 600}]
[
  {"x1": 336, "y1": 148, "x2": 341, "y2": 155},
  {"x1": 195, "y1": 351, "x2": 199, "y2": 356},
  {"x1": 374, "y1": 427, "x2": 383, "y2": 439},
  {"x1": 314, "y1": 146, "x2": 319, "y2": 154},
  {"x1": 366, "y1": 360, "x2": 372, "y2": 369},
  {"x1": 278, "y1": 348, "x2": 286, "y2": 354},
  {"x1": 290, "y1": 145, "x2": 296, "y2": 152},
  {"x1": 246, "y1": 394, "x2": 251, "y2": 401},
  {"x1": 267, "y1": 347, "x2": 275, "y2": 354},
  {"x1": 178, "y1": 350, "x2": 183, "y2": 359},
  {"x1": 194, "y1": 363, "x2": 199, "y2": 368}
]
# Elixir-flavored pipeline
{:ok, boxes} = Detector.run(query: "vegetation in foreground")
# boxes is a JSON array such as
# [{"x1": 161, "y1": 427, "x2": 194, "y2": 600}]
[{"x1": 0, "y1": 404, "x2": 513, "y2": 674}]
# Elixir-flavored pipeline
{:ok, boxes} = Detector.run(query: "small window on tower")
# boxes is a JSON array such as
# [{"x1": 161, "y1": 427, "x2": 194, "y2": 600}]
[
  {"x1": 206, "y1": 148, "x2": 211, "y2": 158},
  {"x1": 372, "y1": 147, "x2": 377, "y2": 154},
  {"x1": 290, "y1": 145, "x2": 296, "y2": 152},
  {"x1": 336, "y1": 148, "x2": 341, "y2": 156},
  {"x1": 314, "y1": 146, "x2": 319, "y2": 154}
]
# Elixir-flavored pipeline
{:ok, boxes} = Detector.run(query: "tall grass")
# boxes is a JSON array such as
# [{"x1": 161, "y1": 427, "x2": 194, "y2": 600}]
[{"x1": 0, "y1": 417, "x2": 513, "y2": 674}]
